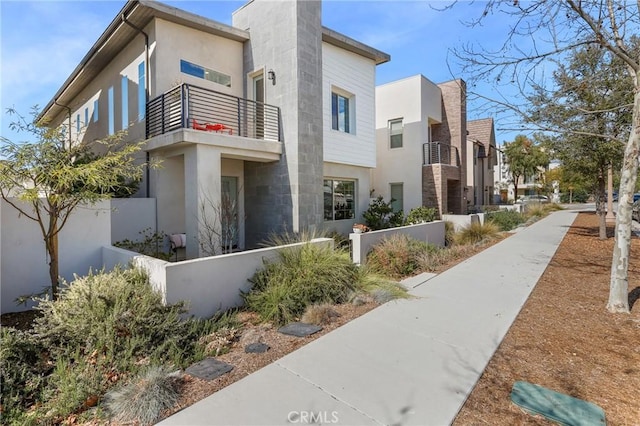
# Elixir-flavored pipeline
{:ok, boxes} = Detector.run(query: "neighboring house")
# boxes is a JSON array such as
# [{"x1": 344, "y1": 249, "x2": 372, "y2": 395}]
[
  {"x1": 373, "y1": 75, "x2": 468, "y2": 216},
  {"x1": 38, "y1": 0, "x2": 389, "y2": 258},
  {"x1": 493, "y1": 149, "x2": 548, "y2": 202},
  {"x1": 467, "y1": 118, "x2": 497, "y2": 208}
]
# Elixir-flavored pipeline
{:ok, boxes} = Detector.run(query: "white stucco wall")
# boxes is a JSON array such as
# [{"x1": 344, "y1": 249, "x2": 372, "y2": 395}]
[
  {"x1": 349, "y1": 221, "x2": 445, "y2": 265},
  {"x1": 153, "y1": 18, "x2": 244, "y2": 98},
  {"x1": 373, "y1": 75, "x2": 442, "y2": 212},
  {"x1": 110, "y1": 198, "x2": 157, "y2": 244},
  {"x1": 323, "y1": 42, "x2": 377, "y2": 168},
  {"x1": 1, "y1": 199, "x2": 111, "y2": 314}
]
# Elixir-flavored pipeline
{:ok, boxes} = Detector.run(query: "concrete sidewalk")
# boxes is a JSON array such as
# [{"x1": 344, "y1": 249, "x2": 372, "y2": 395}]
[{"x1": 159, "y1": 209, "x2": 578, "y2": 426}]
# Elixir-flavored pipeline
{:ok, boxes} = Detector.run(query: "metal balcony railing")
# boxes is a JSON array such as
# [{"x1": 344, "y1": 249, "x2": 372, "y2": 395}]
[
  {"x1": 423, "y1": 142, "x2": 460, "y2": 166},
  {"x1": 146, "y1": 83, "x2": 281, "y2": 141}
]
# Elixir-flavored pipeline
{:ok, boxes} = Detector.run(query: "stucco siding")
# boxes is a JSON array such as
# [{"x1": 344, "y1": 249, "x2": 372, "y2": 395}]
[
  {"x1": 322, "y1": 161, "x2": 372, "y2": 235},
  {"x1": 153, "y1": 18, "x2": 244, "y2": 99},
  {"x1": 323, "y1": 43, "x2": 376, "y2": 168}
]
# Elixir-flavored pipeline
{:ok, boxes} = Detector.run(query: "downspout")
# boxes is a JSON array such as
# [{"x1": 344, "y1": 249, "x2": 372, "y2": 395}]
[
  {"x1": 122, "y1": 14, "x2": 151, "y2": 198},
  {"x1": 54, "y1": 99, "x2": 72, "y2": 146}
]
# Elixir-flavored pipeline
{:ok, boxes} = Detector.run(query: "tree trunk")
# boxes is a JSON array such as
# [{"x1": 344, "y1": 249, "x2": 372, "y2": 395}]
[
  {"x1": 608, "y1": 75, "x2": 640, "y2": 313},
  {"x1": 45, "y1": 215, "x2": 60, "y2": 301},
  {"x1": 596, "y1": 174, "x2": 607, "y2": 240}
]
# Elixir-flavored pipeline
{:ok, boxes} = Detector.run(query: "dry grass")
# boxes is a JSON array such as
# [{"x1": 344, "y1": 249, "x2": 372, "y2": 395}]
[{"x1": 454, "y1": 212, "x2": 640, "y2": 425}]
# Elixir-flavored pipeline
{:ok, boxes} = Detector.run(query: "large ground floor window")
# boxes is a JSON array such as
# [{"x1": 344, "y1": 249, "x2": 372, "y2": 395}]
[{"x1": 324, "y1": 179, "x2": 355, "y2": 221}]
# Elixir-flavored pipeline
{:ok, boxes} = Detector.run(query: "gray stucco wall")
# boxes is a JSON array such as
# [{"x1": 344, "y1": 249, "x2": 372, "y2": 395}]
[{"x1": 234, "y1": 0, "x2": 324, "y2": 247}]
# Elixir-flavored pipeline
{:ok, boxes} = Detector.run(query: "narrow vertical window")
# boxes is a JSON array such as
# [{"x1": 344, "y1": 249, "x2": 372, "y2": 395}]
[
  {"x1": 331, "y1": 90, "x2": 353, "y2": 133},
  {"x1": 138, "y1": 61, "x2": 145, "y2": 121},
  {"x1": 84, "y1": 108, "x2": 89, "y2": 128},
  {"x1": 108, "y1": 86, "x2": 114, "y2": 135},
  {"x1": 93, "y1": 99, "x2": 99, "y2": 122},
  {"x1": 389, "y1": 119, "x2": 403, "y2": 148},
  {"x1": 121, "y1": 76, "x2": 129, "y2": 130},
  {"x1": 76, "y1": 113, "x2": 80, "y2": 133}
]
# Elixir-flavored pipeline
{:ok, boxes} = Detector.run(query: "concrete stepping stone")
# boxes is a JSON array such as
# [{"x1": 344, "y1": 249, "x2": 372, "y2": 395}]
[
  {"x1": 278, "y1": 322, "x2": 322, "y2": 337},
  {"x1": 245, "y1": 342, "x2": 270, "y2": 353},
  {"x1": 185, "y1": 358, "x2": 233, "y2": 381}
]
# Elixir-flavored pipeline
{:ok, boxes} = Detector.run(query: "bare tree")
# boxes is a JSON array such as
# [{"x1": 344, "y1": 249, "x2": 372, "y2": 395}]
[
  {"x1": 198, "y1": 188, "x2": 241, "y2": 256},
  {"x1": 445, "y1": 0, "x2": 639, "y2": 313}
]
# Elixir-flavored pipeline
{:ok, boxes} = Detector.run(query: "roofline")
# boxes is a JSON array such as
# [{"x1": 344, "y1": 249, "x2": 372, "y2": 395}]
[
  {"x1": 38, "y1": 0, "x2": 249, "y2": 124},
  {"x1": 322, "y1": 26, "x2": 390, "y2": 65}
]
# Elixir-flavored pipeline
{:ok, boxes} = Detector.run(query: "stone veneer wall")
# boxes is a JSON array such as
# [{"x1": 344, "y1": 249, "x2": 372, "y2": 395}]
[
  {"x1": 233, "y1": 0, "x2": 324, "y2": 247},
  {"x1": 423, "y1": 164, "x2": 463, "y2": 215}
]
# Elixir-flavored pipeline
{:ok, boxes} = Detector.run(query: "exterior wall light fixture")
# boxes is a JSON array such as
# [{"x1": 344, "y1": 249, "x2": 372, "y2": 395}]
[{"x1": 267, "y1": 69, "x2": 276, "y2": 85}]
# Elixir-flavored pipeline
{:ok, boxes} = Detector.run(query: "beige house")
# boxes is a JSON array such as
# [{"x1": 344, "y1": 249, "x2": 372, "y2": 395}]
[
  {"x1": 374, "y1": 75, "x2": 468, "y2": 215},
  {"x1": 39, "y1": 0, "x2": 389, "y2": 258},
  {"x1": 467, "y1": 118, "x2": 498, "y2": 208}
]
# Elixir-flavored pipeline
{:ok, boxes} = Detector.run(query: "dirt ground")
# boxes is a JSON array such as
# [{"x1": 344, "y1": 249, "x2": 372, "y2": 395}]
[{"x1": 454, "y1": 212, "x2": 640, "y2": 425}]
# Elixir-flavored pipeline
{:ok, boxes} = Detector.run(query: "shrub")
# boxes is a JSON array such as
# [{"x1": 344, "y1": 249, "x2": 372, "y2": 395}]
[
  {"x1": 363, "y1": 196, "x2": 404, "y2": 230},
  {"x1": 0, "y1": 328, "x2": 48, "y2": 424},
  {"x1": 103, "y1": 366, "x2": 181, "y2": 426},
  {"x1": 444, "y1": 221, "x2": 456, "y2": 247},
  {"x1": 406, "y1": 206, "x2": 439, "y2": 224},
  {"x1": 114, "y1": 228, "x2": 172, "y2": 261},
  {"x1": 455, "y1": 221, "x2": 500, "y2": 245},
  {"x1": 486, "y1": 210, "x2": 525, "y2": 231},
  {"x1": 367, "y1": 234, "x2": 440, "y2": 278},
  {"x1": 244, "y1": 244, "x2": 359, "y2": 325}
]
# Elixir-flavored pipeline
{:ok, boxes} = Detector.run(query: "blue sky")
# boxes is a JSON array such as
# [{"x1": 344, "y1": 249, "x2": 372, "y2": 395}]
[{"x1": 0, "y1": 0, "x2": 521, "y2": 145}]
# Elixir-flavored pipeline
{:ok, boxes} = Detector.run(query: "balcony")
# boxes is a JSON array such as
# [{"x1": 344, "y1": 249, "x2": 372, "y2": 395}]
[
  {"x1": 423, "y1": 142, "x2": 460, "y2": 166},
  {"x1": 146, "y1": 83, "x2": 281, "y2": 142}
]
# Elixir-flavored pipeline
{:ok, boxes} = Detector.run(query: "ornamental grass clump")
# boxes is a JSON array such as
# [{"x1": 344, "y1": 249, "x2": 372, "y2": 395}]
[
  {"x1": 103, "y1": 366, "x2": 181, "y2": 426},
  {"x1": 244, "y1": 243, "x2": 359, "y2": 325},
  {"x1": 366, "y1": 234, "x2": 440, "y2": 278},
  {"x1": 455, "y1": 221, "x2": 500, "y2": 245}
]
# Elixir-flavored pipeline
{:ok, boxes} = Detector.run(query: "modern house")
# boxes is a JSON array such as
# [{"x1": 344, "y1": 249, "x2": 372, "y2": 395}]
[
  {"x1": 467, "y1": 118, "x2": 497, "y2": 208},
  {"x1": 38, "y1": 0, "x2": 389, "y2": 258},
  {"x1": 373, "y1": 75, "x2": 468, "y2": 216}
]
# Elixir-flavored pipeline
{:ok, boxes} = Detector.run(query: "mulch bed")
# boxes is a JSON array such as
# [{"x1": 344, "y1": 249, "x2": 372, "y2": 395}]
[{"x1": 454, "y1": 212, "x2": 640, "y2": 425}]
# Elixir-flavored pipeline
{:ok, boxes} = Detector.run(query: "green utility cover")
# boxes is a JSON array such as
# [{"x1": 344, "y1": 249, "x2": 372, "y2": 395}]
[{"x1": 510, "y1": 381, "x2": 606, "y2": 426}]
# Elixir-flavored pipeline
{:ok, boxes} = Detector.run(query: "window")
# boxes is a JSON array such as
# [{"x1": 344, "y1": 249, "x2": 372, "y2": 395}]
[
  {"x1": 389, "y1": 119, "x2": 403, "y2": 148},
  {"x1": 76, "y1": 114, "x2": 80, "y2": 133},
  {"x1": 84, "y1": 108, "x2": 89, "y2": 129},
  {"x1": 121, "y1": 76, "x2": 128, "y2": 130},
  {"x1": 390, "y1": 183, "x2": 403, "y2": 213},
  {"x1": 180, "y1": 59, "x2": 231, "y2": 87},
  {"x1": 138, "y1": 62, "x2": 145, "y2": 121},
  {"x1": 331, "y1": 90, "x2": 353, "y2": 133},
  {"x1": 324, "y1": 179, "x2": 355, "y2": 221},
  {"x1": 93, "y1": 99, "x2": 99, "y2": 123},
  {"x1": 108, "y1": 86, "x2": 114, "y2": 134}
]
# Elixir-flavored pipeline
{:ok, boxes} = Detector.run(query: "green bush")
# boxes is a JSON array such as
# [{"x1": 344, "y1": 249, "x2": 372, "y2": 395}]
[
  {"x1": 406, "y1": 206, "x2": 439, "y2": 224},
  {"x1": 363, "y1": 196, "x2": 404, "y2": 230},
  {"x1": 244, "y1": 243, "x2": 360, "y2": 325},
  {"x1": 366, "y1": 234, "x2": 440, "y2": 278},
  {"x1": 0, "y1": 328, "x2": 48, "y2": 424},
  {"x1": 455, "y1": 221, "x2": 500, "y2": 245},
  {"x1": 486, "y1": 210, "x2": 525, "y2": 231},
  {"x1": 114, "y1": 228, "x2": 172, "y2": 261}
]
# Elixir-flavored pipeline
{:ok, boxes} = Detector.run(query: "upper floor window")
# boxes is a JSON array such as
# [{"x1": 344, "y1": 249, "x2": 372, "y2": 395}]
[
  {"x1": 180, "y1": 59, "x2": 231, "y2": 87},
  {"x1": 121, "y1": 76, "x2": 129, "y2": 130},
  {"x1": 324, "y1": 179, "x2": 355, "y2": 221},
  {"x1": 138, "y1": 61, "x2": 146, "y2": 121},
  {"x1": 389, "y1": 118, "x2": 403, "y2": 148},
  {"x1": 331, "y1": 89, "x2": 354, "y2": 134}
]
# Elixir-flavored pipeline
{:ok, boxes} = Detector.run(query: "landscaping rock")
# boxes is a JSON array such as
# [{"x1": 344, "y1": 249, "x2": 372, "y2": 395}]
[
  {"x1": 239, "y1": 326, "x2": 269, "y2": 347},
  {"x1": 185, "y1": 358, "x2": 233, "y2": 381},
  {"x1": 245, "y1": 342, "x2": 270, "y2": 353},
  {"x1": 277, "y1": 322, "x2": 322, "y2": 337}
]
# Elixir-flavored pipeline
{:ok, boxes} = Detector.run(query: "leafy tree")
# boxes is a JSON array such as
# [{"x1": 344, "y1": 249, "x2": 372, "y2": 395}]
[
  {"x1": 363, "y1": 196, "x2": 404, "y2": 230},
  {"x1": 530, "y1": 45, "x2": 631, "y2": 239},
  {"x1": 502, "y1": 135, "x2": 549, "y2": 199},
  {"x1": 0, "y1": 108, "x2": 148, "y2": 300},
  {"x1": 447, "y1": 0, "x2": 640, "y2": 313}
]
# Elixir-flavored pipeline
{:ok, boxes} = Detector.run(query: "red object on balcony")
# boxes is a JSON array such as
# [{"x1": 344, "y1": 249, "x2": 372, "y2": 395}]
[
  {"x1": 192, "y1": 119, "x2": 208, "y2": 131},
  {"x1": 206, "y1": 123, "x2": 233, "y2": 135}
]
